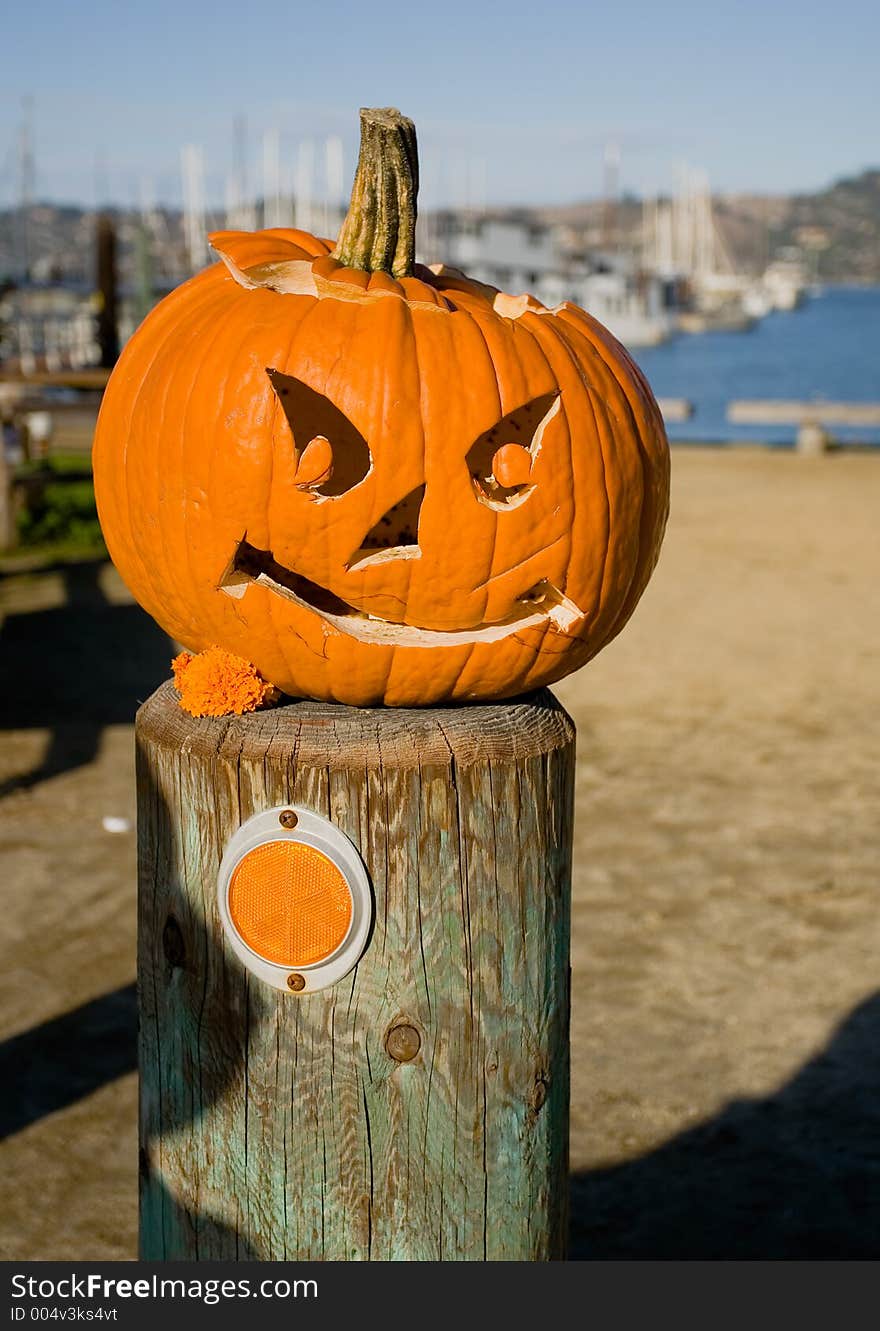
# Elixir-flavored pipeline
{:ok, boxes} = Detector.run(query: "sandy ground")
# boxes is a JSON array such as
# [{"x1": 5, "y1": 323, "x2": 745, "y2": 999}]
[{"x1": 1, "y1": 446, "x2": 878, "y2": 1260}]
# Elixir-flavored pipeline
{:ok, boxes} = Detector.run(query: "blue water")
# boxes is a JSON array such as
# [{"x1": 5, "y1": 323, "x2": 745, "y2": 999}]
[{"x1": 630, "y1": 285, "x2": 880, "y2": 447}]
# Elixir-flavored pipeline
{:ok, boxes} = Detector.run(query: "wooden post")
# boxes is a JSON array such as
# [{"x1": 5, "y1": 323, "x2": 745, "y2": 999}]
[
  {"x1": 136, "y1": 680, "x2": 575, "y2": 1261},
  {"x1": 796, "y1": 420, "x2": 830, "y2": 456},
  {"x1": 96, "y1": 214, "x2": 119, "y2": 369},
  {"x1": 0, "y1": 435, "x2": 14, "y2": 551}
]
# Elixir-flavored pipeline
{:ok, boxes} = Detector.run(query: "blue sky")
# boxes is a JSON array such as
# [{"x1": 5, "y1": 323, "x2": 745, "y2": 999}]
[{"x1": 3, "y1": 0, "x2": 878, "y2": 208}]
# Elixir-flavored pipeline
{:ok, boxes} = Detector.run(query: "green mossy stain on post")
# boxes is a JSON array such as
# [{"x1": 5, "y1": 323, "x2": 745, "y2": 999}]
[{"x1": 136, "y1": 683, "x2": 574, "y2": 1260}]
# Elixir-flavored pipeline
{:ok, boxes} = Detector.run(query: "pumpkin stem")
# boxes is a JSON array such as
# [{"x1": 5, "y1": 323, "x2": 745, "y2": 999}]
[{"x1": 332, "y1": 107, "x2": 418, "y2": 279}]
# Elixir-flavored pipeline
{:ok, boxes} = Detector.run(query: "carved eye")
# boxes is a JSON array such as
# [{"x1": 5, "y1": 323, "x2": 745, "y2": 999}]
[
  {"x1": 267, "y1": 369, "x2": 371, "y2": 497},
  {"x1": 467, "y1": 392, "x2": 560, "y2": 509}
]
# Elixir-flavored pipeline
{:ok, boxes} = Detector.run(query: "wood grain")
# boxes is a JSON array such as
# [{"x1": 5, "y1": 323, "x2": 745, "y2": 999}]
[{"x1": 137, "y1": 681, "x2": 575, "y2": 1260}]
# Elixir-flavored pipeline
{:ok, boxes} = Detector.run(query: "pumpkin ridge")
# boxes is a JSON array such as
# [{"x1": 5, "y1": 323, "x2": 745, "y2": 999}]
[
  {"x1": 563, "y1": 308, "x2": 666, "y2": 651},
  {"x1": 473, "y1": 531, "x2": 569, "y2": 591},
  {"x1": 265, "y1": 285, "x2": 331, "y2": 548},
  {"x1": 508, "y1": 312, "x2": 579, "y2": 627},
  {"x1": 263, "y1": 287, "x2": 351, "y2": 686},
  {"x1": 130, "y1": 341, "x2": 178, "y2": 626},
  {"x1": 394, "y1": 297, "x2": 423, "y2": 636},
  {"x1": 447, "y1": 306, "x2": 502, "y2": 687},
  {"x1": 142, "y1": 279, "x2": 258, "y2": 642},
  {"x1": 531, "y1": 310, "x2": 639, "y2": 655},
  {"x1": 115, "y1": 282, "x2": 235, "y2": 624},
  {"x1": 466, "y1": 316, "x2": 546, "y2": 610},
  {"x1": 97, "y1": 264, "x2": 225, "y2": 528},
  {"x1": 365, "y1": 293, "x2": 419, "y2": 706},
  {"x1": 549, "y1": 320, "x2": 607, "y2": 641},
  {"x1": 553, "y1": 305, "x2": 668, "y2": 645},
  {"x1": 209, "y1": 227, "x2": 329, "y2": 271},
  {"x1": 177, "y1": 281, "x2": 254, "y2": 642},
  {"x1": 404, "y1": 279, "x2": 490, "y2": 646},
  {"x1": 261, "y1": 225, "x2": 332, "y2": 256},
  {"x1": 213, "y1": 299, "x2": 311, "y2": 649},
  {"x1": 555, "y1": 315, "x2": 634, "y2": 638},
  {"x1": 450, "y1": 301, "x2": 506, "y2": 627}
]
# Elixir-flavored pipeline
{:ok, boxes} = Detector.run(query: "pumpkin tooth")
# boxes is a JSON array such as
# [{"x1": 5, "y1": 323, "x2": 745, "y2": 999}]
[
  {"x1": 220, "y1": 580, "x2": 248, "y2": 600},
  {"x1": 216, "y1": 542, "x2": 251, "y2": 598},
  {"x1": 527, "y1": 582, "x2": 586, "y2": 634}
]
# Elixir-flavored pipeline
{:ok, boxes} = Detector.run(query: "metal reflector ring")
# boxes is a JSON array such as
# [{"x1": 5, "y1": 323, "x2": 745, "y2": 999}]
[{"x1": 217, "y1": 806, "x2": 372, "y2": 993}]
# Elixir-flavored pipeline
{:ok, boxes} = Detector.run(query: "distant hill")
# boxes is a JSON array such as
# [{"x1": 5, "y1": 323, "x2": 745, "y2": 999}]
[
  {"x1": 533, "y1": 169, "x2": 880, "y2": 284},
  {"x1": 1, "y1": 169, "x2": 878, "y2": 287},
  {"x1": 768, "y1": 169, "x2": 879, "y2": 282}
]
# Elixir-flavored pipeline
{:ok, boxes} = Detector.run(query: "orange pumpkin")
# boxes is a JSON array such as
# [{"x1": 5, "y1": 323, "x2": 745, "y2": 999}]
[{"x1": 93, "y1": 109, "x2": 669, "y2": 706}]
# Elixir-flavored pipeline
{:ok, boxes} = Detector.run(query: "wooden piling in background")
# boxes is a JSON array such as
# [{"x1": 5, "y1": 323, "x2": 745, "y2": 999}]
[
  {"x1": 0, "y1": 441, "x2": 14, "y2": 551},
  {"x1": 96, "y1": 214, "x2": 119, "y2": 369},
  {"x1": 136, "y1": 681, "x2": 575, "y2": 1261}
]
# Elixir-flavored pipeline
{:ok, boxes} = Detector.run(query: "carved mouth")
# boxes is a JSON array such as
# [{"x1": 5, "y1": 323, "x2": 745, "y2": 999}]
[{"x1": 220, "y1": 539, "x2": 585, "y2": 646}]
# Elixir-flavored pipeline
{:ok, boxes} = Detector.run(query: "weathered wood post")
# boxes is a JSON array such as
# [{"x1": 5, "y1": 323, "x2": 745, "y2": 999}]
[
  {"x1": 95, "y1": 213, "x2": 119, "y2": 370},
  {"x1": 0, "y1": 430, "x2": 14, "y2": 551},
  {"x1": 95, "y1": 104, "x2": 670, "y2": 1264},
  {"x1": 137, "y1": 682, "x2": 575, "y2": 1261}
]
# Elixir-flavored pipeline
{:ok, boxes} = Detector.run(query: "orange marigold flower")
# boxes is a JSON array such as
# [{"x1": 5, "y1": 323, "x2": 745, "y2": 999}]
[{"x1": 171, "y1": 647, "x2": 280, "y2": 718}]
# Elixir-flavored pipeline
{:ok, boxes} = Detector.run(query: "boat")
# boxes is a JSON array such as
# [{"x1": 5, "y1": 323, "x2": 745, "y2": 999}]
[
  {"x1": 642, "y1": 168, "x2": 768, "y2": 332},
  {"x1": 677, "y1": 305, "x2": 755, "y2": 334},
  {"x1": 762, "y1": 255, "x2": 807, "y2": 311},
  {"x1": 576, "y1": 266, "x2": 676, "y2": 347},
  {"x1": 422, "y1": 214, "x2": 677, "y2": 347}
]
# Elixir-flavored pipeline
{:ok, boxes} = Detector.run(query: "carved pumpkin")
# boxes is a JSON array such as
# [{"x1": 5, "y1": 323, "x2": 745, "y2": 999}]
[{"x1": 93, "y1": 109, "x2": 669, "y2": 706}]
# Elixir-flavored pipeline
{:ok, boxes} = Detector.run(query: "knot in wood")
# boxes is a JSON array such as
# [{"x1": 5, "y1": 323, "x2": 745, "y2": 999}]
[
  {"x1": 385, "y1": 1022, "x2": 421, "y2": 1062},
  {"x1": 162, "y1": 914, "x2": 186, "y2": 969},
  {"x1": 530, "y1": 1076, "x2": 549, "y2": 1114}
]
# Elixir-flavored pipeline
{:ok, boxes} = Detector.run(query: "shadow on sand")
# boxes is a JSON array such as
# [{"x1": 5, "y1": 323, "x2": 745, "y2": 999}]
[
  {"x1": 0, "y1": 558, "x2": 171, "y2": 797},
  {"x1": 133, "y1": 752, "x2": 269, "y2": 1260},
  {"x1": 1, "y1": 556, "x2": 259, "y2": 1256},
  {"x1": 0, "y1": 983, "x2": 137, "y2": 1140},
  {"x1": 569, "y1": 990, "x2": 880, "y2": 1258},
  {"x1": 6, "y1": 969, "x2": 879, "y2": 1258},
  {"x1": 4, "y1": 566, "x2": 877, "y2": 1256}
]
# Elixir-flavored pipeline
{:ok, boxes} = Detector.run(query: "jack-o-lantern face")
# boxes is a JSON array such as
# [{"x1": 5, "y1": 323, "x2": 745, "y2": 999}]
[
  {"x1": 94, "y1": 113, "x2": 669, "y2": 706},
  {"x1": 223, "y1": 368, "x2": 574, "y2": 643}
]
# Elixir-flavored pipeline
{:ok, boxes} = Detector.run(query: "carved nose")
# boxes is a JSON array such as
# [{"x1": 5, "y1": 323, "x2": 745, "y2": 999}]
[{"x1": 347, "y1": 485, "x2": 425, "y2": 570}]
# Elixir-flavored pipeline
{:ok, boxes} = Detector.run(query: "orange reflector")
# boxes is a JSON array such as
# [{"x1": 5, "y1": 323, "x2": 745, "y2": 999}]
[{"x1": 228, "y1": 840, "x2": 353, "y2": 967}]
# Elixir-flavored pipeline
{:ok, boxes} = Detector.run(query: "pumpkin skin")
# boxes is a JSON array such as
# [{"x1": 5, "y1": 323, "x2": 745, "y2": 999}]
[{"x1": 93, "y1": 225, "x2": 669, "y2": 706}]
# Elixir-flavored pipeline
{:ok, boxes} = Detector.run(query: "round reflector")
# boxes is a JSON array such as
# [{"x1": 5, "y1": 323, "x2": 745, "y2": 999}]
[
  {"x1": 228, "y1": 841, "x2": 353, "y2": 967},
  {"x1": 217, "y1": 806, "x2": 372, "y2": 992}
]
